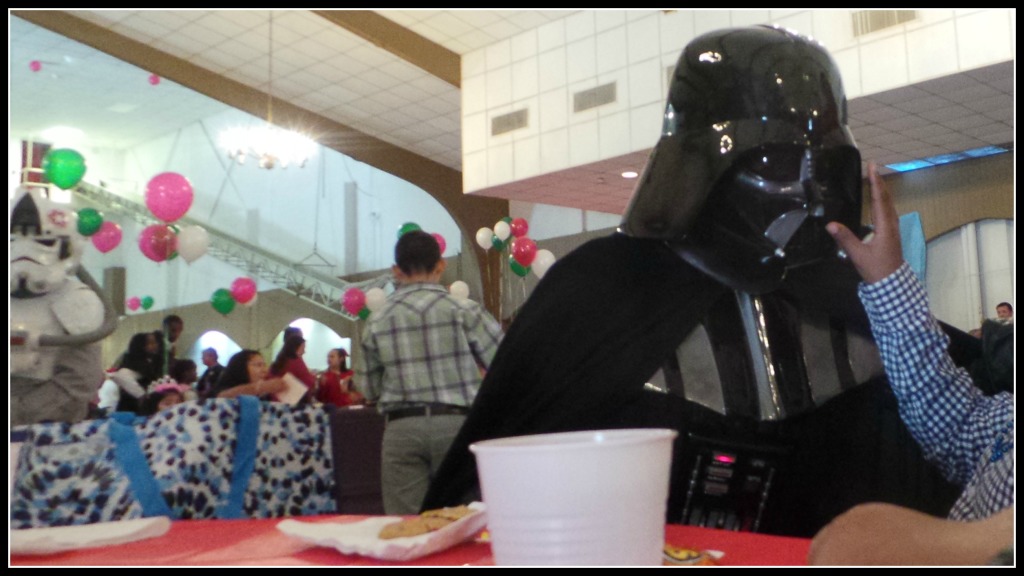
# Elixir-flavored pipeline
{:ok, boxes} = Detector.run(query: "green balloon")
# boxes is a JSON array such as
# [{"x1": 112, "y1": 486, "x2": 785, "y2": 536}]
[
  {"x1": 491, "y1": 235, "x2": 507, "y2": 251},
  {"x1": 509, "y1": 256, "x2": 531, "y2": 278},
  {"x1": 358, "y1": 307, "x2": 370, "y2": 320},
  {"x1": 77, "y1": 208, "x2": 103, "y2": 236},
  {"x1": 211, "y1": 288, "x2": 236, "y2": 315},
  {"x1": 501, "y1": 216, "x2": 513, "y2": 224},
  {"x1": 397, "y1": 222, "x2": 421, "y2": 238},
  {"x1": 42, "y1": 148, "x2": 87, "y2": 190},
  {"x1": 141, "y1": 296, "x2": 154, "y2": 310}
]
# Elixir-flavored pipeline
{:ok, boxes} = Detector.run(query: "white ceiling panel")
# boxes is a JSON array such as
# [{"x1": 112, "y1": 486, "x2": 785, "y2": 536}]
[{"x1": 9, "y1": 10, "x2": 1015, "y2": 214}]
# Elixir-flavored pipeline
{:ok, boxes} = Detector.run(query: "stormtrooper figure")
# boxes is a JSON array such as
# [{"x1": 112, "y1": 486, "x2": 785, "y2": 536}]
[
  {"x1": 10, "y1": 185, "x2": 116, "y2": 427},
  {"x1": 422, "y1": 26, "x2": 958, "y2": 535}
]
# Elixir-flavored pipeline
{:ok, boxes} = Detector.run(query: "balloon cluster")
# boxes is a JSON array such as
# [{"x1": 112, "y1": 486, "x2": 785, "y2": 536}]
[
  {"x1": 209, "y1": 277, "x2": 258, "y2": 315},
  {"x1": 340, "y1": 286, "x2": 389, "y2": 320},
  {"x1": 38, "y1": 149, "x2": 126, "y2": 254},
  {"x1": 475, "y1": 217, "x2": 556, "y2": 279},
  {"x1": 396, "y1": 221, "x2": 447, "y2": 254},
  {"x1": 71, "y1": 206, "x2": 125, "y2": 254},
  {"x1": 125, "y1": 295, "x2": 155, "y2": 312},
  {"x1": 139, "y1": 172, "x2": 208, "y2": 264}
]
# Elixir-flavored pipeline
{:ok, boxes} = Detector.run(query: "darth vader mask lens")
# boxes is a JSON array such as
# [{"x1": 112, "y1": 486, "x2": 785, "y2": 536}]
[{"x1": 705, "y1": 143, "x2": 859, "y2": 263}]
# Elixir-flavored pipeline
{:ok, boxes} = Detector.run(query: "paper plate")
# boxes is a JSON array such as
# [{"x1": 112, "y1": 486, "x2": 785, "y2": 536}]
[
  {"x1": 277, "y1": 502, "x2": 487, "y2": 562},
  {"x1": 11, "y1": 516, "x2": 172, "y2": 555}
]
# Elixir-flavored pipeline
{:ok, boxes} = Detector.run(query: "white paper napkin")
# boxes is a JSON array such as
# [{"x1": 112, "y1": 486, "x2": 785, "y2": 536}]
[
  {"x1": 277, "y1": 502, "x2": 487, "y2": 562},
  {"x1": 278, "y1": 373, "x2": 308, "y2": 405},
  {"x1": 11, "y1": 516, "x2": 172, "y2": 555}
]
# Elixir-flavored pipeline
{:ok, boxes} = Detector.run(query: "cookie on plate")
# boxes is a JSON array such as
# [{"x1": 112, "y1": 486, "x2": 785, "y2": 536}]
[
  {"x1": 379, "y1": 518, "x2": 434, "y2": 540},
  {"x1": 420, "y1": 505, "x2": 474, "y2": 522}
]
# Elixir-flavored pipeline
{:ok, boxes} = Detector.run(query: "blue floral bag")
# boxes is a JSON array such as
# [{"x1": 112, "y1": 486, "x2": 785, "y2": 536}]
[{"x1": 11, "y1": 397, "x2": 335, "y2": 528}]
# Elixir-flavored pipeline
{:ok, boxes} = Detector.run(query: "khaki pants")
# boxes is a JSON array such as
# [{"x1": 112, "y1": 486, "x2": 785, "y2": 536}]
[{"x1": 380, "y1": 413, "x2": 466, "y2": 515}]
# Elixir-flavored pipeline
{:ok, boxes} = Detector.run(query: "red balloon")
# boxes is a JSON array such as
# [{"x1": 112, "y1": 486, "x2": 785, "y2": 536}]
[
  {"x1": 230, "y1": 277, "x2": 257, "y2": 304},
  {"x1": 145, "y1": 172, "x2": 194, "y2": 223},
  {"x1": 148, "y1": 73, "x2": 161, "y2": 85},
  {"x1": 91, "y1": 221, "x2": 123, "y2": 253},
  {"x1": 342, "y1": 287, "x2": 366, "y2": 316},
  {"x1": 29, "y1": 60, "x2": 42, "y2": 72},
  {"x1": 510, "y1": 217, "x2": 529, "y2": 238},
  {"x1": 511, "y1": 237, "x2": 538, "y2": 267},
  {"x1": 139, "y1": 224, "x2": 177, "y2": 262},
  {"x1": 126, "y1": 296, "x2": 141, "y2": 311},
  {"x1": 431, "y1": 232, "x2": 447, "y2": 254}
]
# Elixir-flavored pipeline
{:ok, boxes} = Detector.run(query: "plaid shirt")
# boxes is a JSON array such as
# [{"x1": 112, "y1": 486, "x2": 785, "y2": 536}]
[
  {"x1": 357, "y1": 282, "x2": 503, "y2": 410},
  {"x1": 859, "y1": 263, "x2": 1013, "y2": 520}
]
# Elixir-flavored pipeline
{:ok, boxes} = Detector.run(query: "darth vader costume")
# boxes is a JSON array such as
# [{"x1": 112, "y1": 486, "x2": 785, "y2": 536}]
[{"x1": 422, "y1": 26, "x2": 957, "y2": 536}]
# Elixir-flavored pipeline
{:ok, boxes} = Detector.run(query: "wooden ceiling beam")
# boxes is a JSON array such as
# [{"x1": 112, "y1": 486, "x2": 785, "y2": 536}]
[{"x1": 313, "y1": 10, "x2": 460, "y2": 88}]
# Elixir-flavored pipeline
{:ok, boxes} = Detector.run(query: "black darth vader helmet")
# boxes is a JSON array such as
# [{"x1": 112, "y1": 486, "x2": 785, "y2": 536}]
[{"x1": 619, "y1": 25, "x2": 862, "y2": 293}]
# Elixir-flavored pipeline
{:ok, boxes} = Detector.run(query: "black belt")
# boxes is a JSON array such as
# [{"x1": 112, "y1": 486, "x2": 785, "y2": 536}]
[{"x1": 384, "y1": 403, "x2": 469, "y2": 423}]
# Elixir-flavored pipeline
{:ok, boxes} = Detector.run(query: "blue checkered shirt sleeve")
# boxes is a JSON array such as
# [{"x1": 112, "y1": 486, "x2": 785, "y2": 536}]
[{"x1": 859, "y1": 263, "x2": 1013, "y2": 519}]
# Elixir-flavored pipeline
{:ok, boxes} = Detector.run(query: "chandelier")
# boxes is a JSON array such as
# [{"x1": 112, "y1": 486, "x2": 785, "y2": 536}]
[{"x1": 219, "y1": 11, "x2": 316, "y2": 169}]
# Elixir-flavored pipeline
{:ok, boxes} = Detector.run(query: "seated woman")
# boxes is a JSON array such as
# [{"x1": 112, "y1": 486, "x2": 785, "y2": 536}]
[
  {"x1": 316, "y1": 348, "x2": 364, "y2": 408},
  {"x1": 109, "y1": 331, "x2": 162, "y2": 414},
  {"x1": 212, "y1": 349, "x2": 287, "y2": 400},
  {"x1": 269, "y1": 334, "x2": 316, "y2": 403}
]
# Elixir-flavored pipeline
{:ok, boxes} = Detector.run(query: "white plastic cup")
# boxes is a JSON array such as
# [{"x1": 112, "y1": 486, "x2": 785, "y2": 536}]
[{"x1": 470, "y1": 428, "x2": 678, "y2": 566}]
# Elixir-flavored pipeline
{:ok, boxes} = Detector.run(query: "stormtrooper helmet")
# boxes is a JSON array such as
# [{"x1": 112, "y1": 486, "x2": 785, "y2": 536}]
[
  {"x1": 9, "y1": 186, "x2": 83, "y2": 296},
  {"x1": 620, "y1": 26, "x2": 863, "y2": 293}
]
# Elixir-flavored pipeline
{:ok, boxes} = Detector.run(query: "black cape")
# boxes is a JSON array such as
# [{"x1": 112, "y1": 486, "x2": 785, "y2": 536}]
[
  {"x1": 422, "y1": 232, "x2": 958, "y2": 536},
  {"x1": 423, "y1": 232, "x2": 726, "y2": 507}
]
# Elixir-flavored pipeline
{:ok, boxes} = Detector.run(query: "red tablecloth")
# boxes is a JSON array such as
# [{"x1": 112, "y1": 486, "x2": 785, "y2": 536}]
[{"x1": 10, "y1": 516, "x2": 811, "y2": 566}]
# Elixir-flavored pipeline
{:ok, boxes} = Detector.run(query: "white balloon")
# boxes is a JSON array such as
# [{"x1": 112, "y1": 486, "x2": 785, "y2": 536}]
[
  {"x1": 531, "y1": 249, "x2": 556, "y2": 279},
  {"x1": 177, "y1": 225, "x2": 209, "y2": 263},
  {"x1": 493, "y1": 221, "x2": 511, "y2": 241},
  {"x1": 449, "y1": 280, "x2": 470, "y2": 301},
  {"x1": 475, "y1": 227, "x2": 493, "y2": 250},
  {"x1": 365, "y1": 287, "x2": 387, "y2": 312}
]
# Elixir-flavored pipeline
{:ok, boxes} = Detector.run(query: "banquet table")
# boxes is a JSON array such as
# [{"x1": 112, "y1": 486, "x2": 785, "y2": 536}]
[{"x1": 10, "y1": 515, "x2": 811, "y2": 566}]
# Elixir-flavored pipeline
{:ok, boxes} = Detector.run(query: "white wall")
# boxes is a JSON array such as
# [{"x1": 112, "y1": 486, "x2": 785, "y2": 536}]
[
  {"x1": 926, "y1": 219, "x2": 1015, "y2": 331},
  {"x1": 463, "y1": 9, "x2": 1016, "y2": 232},
  {"x1": 71, "y1": 106, "x2": 462, "y2": 312}
]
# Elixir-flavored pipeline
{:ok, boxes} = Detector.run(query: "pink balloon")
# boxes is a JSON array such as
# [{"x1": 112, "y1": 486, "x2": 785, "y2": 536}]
[
  {"x1": 431, "y1": 232, "x2": 447, "y2": 254},
  {"x1": 230, "y1": 277, "x2": 258, "y2": 304},
  {"x1": 511, "y1": 237, "x2": 538, "y2": 267},
  {"x1": 342, "y1": 287, "x2": 366, "y2": 316},
  {"x1": 139, "y1": 224, "x2": 177, "y2": 262},
  {"x1": 91, "y1": 221, "x2": 123, "y2": 253},
  {"x1": 29, "y1": 60, "x2": 42, "y2": 72},
  {"x1": 145, "y1": 172, "x2": 194, "y2": 223},
  {"x1": 148, "y1": 73, "x2": 161, "y2": 85},
  {"x1": 126, "y1": 296, "x2": 141, "y2": 311},
  {"x1": 510, "y1": 217, "x2": 529, "y2": 238}
]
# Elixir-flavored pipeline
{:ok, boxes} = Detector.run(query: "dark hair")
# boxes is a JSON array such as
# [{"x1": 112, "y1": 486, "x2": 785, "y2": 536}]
[
  {"x1": 283, "y1": 326, "x2": 303, "y2": 340},
  {"x1": 151, "y1": 329, "x2": 167, "y2": 355},
  {"x1": 202, "y1": 347, "x2": 218, "y2": 360},
  {"x1": 120, "y1": 332, "x2": 161, "y2": 385},
  {"x1": 996, "y1": 302, "x2": 1012, "y2": 313},
  {"x1": 395, "y1": 230, "x2": 441, "y2": 275},
  {"x1": 219, "y1": 349, "x2": 262, "y2": 389},
  {"x1": 163, "y1": 314, "x2": 184, "y2": 329},
  {"x1": 271, "y1": 335, "x2": 305, "y2": 375},
  {"x1": 169, "y1": 359, "x2": 197, "y2": 383},
  {"x1": 330, "y1": 348, "x2": 349, "y2": 370}
]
